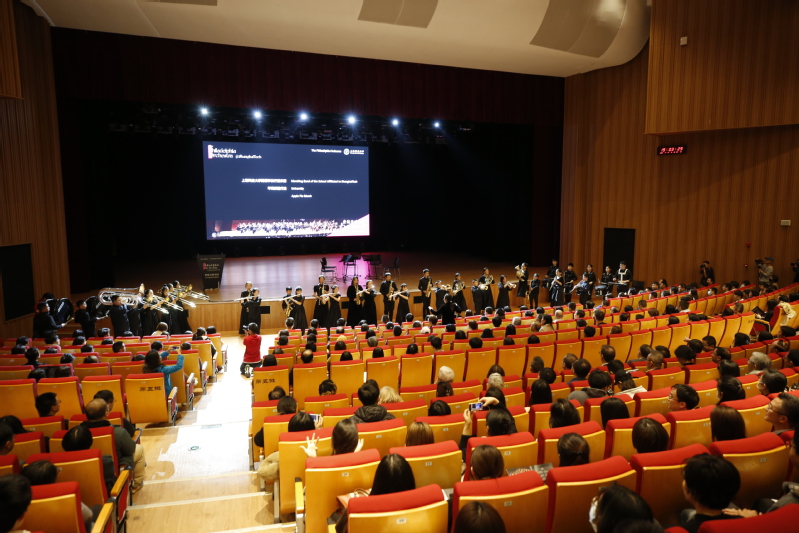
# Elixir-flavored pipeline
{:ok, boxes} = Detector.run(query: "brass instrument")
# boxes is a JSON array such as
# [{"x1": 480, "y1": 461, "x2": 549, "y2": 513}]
[
  {"x1": 452, "y1": 280, "x2": 464, "y2": 295},
  {"x1": 144, "y1": 296, "x2": 170, "y2": 314},
  {"x1": 168, "y1": 290, "x2": 197, "y2": 308},
  {"x1": 425, "y1": 280, "x2": 433, "y2": 299},
  {"x1": 514, "y1": 265, "x2": 524, "y2": 279},
  {"x1": 97, "y1": 287, "x2": 143, "y2": 307},
  {"x1": 184, "y1": 284, "x2": 210, "y2": 301},
  {"x1": 282, "y1": 295, "x2": 295, "y2": 317}
]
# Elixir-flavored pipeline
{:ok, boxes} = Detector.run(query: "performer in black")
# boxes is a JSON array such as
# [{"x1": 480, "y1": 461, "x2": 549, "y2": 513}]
[
  {"x1": 346, "y1": 276, "x2": 364, "y2": 327},
  {"x1": 289, "y1": 287, "x2": 308, "y2": 334},
  {"x1": 471, "y1": 279, "x2": 484, "y2": 315},
  {"x1": 172, "y1": 281, "x2": 191, "y2": 333},
  {"x1": 239, "y1": 282, "x2": 254, "y2": 334},
  {"x1": 33, "y1": 302, "x2": 66, "y2": 338},
  {"x1": 430, "y1": 293, "x2": 461, "y2": 325},
  {"x1": 394, "y1": 283, "x2": 410, "y2": 323},
  {"x1": 480, "y1": 268, "x2": 495, "y2": 310},
  {"x1": 516, "y1": 263, "x2": 529, "y2": 301},
  {"x1": 243, "y1": 288, "x2": 262, "y2": 331},
  {"x1": 572, "y1": 274, "x2": 591, "y2": 306},
  {"x1": 434, "y1": 281, "x2": 448, "y2": 309},
  {"x1": 107, "y1": 295, "x2": 131, "y2": 337},
  {"x1": 700, "y1": 261, "x2": 715, "y2": 287},
  {"x1": 312, "y1": 275, "x2": 330, "y2": 328},
  {"x1": 159, "y1": 285, "x2": 178, "y2": 333},
  {"x1": 584, "y1": 265, "x2": 597, "y2": 298},
  {"x1": 452, "y1": 273, "x2": 467, "y2": 313},
  {"x1": 564, "y1": 263, "x2": 578, "y2": 303},
  {"x1": 615, "y1": 261, "x2": 632, "y2": 295},
  {"x1": 380, "y1": 272, "x2": 398, "y2": 322},
  {"x1": 362, "y1": 280, "x2": 378, "y2": 325},
  {"x1": 528, "y1": 273, "x2": 541, "y2": 309},
  {"x1": 550, "y1": 268, "x2": 564, "y2": 306},
  {"x1": 326, "y1": 285, "x2": 342, "y2": 329},
  {"x1": 280, "y1": 286, "x2": 294, "y2": 325},
  {"x1": 75, "y1": 299, "x2": 99, "y2": 338},
  {"x1": 141, "y1": 289, "x2": 161, "y2": 337},
  {"x1": 597, "y1": 266, "x2": 614, "y2": 298},
  {"x1": 496, "y1": 275, "x2": 515, "y2": 310},
  {"x1": 544, "y1": 259, "x2": 559, "y2": 291},
  {"x1": 418, "y1": 269, "x2": 432, "y2": 319}
]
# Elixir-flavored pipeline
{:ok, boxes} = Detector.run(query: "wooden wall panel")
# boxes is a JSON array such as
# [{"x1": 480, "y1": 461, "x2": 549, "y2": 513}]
[
  {"x1": 0, "y1": 0, "x2": 22, "y2": 99},
  {"x1": 0, "y1": 2, "x2": 69, "y2": 338},
  {"x1": 562, "y1": 44, "x2": 799, "y2": 291},
  {"x1": 646, "y1": 0, "x2": 799, "y2": 134}
]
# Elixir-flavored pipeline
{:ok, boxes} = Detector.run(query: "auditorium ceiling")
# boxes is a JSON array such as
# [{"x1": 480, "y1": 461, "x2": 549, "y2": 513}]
[{"x1": 23, "y1": 0, "x2": 651, "y2": 77}]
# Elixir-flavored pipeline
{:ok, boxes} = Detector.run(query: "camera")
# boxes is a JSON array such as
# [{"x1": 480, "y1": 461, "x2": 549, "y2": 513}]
[{"x1": 755, "y1": 258, "x2": 764, "y2": 264}]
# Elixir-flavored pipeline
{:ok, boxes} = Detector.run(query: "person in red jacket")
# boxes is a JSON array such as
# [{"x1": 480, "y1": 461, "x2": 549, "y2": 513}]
[{"x1": 241, "y1": 322, "x2": 262, "y2": 377}]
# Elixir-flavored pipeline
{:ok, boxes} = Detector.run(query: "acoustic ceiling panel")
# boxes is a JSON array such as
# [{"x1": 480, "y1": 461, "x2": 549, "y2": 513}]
[
  {"x1": 531, "y1": 0, "x2": 628, "y2": 58},
  {"x1": 358, "y1": 0, "x2": 438, "y2": 28}
]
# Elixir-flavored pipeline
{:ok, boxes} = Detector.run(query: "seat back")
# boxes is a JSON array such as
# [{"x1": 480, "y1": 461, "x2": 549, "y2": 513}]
[
  {"x1": 496, "y1": 345, "x2": 527, "y2": 377},
  {"x1": 473, "y1": 405, "x2": 528, "y2": 437},
  {"x1": 28, "y1": 449, "x2": 108, "y2": 507},
  {"x1": 527, "y1": 343, "x2": 556, "y2": 369},
  {"x1": 38, "y1": 377, "x2": 84, "y2": 418},
  {"x1": 73, "y1": 363, "x2": 111, "y2": 381},
  {"x1": 391, "y1": 440, "x2": 462, "y2": 490},
  {"x1": 630, "y1": 443, "x2": 710, "y2": 526},
  {"x1": 464, "y1": 348, "x2": 497, "y2": 382},
  {"x1": 665, "y1": 406, "x2": 714, "y2": 449},
  {"x1": 435, "y1": 392, "x2": 476, "y2": 416},
  {"x1": 50, "y1": 426, "x2": 119, "y2": 472},
  {"x1": 546, "y1": 456, "x2": 635, "y2": 533},
  {"x1": 304, "y1": 449, "x2": 381, "y2": 533},
  {"x1": 12, "y1": 431, "x2": 45, "y2": 464},
  {"x1": 348, "y1": 484, "x2": 448, "y2": 533},
  {"x1": 321, "y1": 406, "x2": 359, "y2": 427},
  {"x1": 464, "y1": 432, "x2": 538, "y2": 481},
  {"x1": 251, "y1": 366, "x2": 290, "y2": 402},
  {"x1": 304, "y1": 394, "x2": 349, "y2": 413},
  {"x1": 400, "y1": 353, "x2": 435, "y2": 387},
  {"x1": 383, "y1": 400, "x2": 427, "y2": 427},
  {"x1": 647, "y1": 367, "x2": 686, "y2": 390},
  {"x1": 357, "y1": 419, "x2": 407, "y2": 457},
  {"x1": 260, "y1": 413, "x2": 295, "y2": 457},
  {"x1": 719, "y1": 315, "x2": 743, "y2": 348},
  {"x1": 634, "y1": 387, "x2": 672, "y2": 416},
  {"x1": 583, "y1": 395, "x2": 634, "y2": 424},
  {"x1": 111, "y1": 362, "x2": 146, "y2": 389},
  {"x1": 451, "y1": 379, "x2": 482, "y2": 397},
  {"x1": 0, "y1": 365, "x2": 33, "y2": 380},
  {"x1": 433, "y1": 350, "x2": 466, "y2": 382},
  {"x1": 293, "y1": 362, "x2": 328, "y2": 410},
  {"x1": 125, "y1": 373, "x2": 175, "y2": 425},
  {"x1": 278, "y1": 426, "x2": 334, "y2": 515},
  {"x1": 528, "y1": 400, "x2": 584, "y2": 436},
  {"x1": 579, "y1": 338, "x2": 606, "y2": 368},
  {"x1": 329, "y1": 360, "x2": 366, "y2": 400},
  {"x1": 607, "y1": 334, "x2": 632, "y2": 362},
  {"x1": 22, "y1": 481, "x2": 86, "y2": 533},
  {"x1": 605, "y1": 413, "x2": 671, "y2": 460},
  {"x1": 695, "y1": 503, "x2": 799, "y2": 533},
  {"x1": 20, "y1": 415, "x2": 64, "y2": 439},
  {"x1": 720, "y1": 395, "x2": 772, "y2": 436},
  {"x1": 453, "y1": 471, "x2": 548, "y2": 533},
  {"x1": 0, "y1": 379, "x2": 38, "y2": 418},
  {"x1": 80, "y1": 376, "x2": 124, "y2": 411},
  {"x1": 537, "y1": 420, "x2": 606, "y2": 466},
  {"x1": 0, "y1": 454, "x2": 20, "y2": 476},
  {"x1": 691, "y1": 379, "x2": 721, "y2": 408},
  {"x1": 365, "y1": 356, "x2": 400, "y2": 391},
  {"x1": 684, "y1": 362, "x2": 719, "y2": 384},
  {"x1": 414, "y1": 414, "x2": 465, "y2": 444},
  {"x1": 709, "y1": 432, "x2": 789, "y2": 508},
  {"x1": 399, "y1": 384, "x2": 437, "y2": 405}
]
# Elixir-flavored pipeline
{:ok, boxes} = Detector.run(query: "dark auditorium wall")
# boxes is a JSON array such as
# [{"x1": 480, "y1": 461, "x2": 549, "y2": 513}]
[
  {"x1": 49, "y1": 29, "x2": 564, "y2": 292},
  {"x1": 646, "y1": 0, "x2": 799, "y2": 134},
  {"x1": 0, "y1": 2, "x2": 70, "y2": 338},
  {"x1": 561, "y1": 43, "x2": 799, "y2": 288}
]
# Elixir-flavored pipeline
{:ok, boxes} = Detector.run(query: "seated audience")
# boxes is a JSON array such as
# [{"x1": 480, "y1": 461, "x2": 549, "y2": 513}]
[
  {"x1": 454, "y1": 501, "x2": 506, "y2": 533},
  {"x1": 405, "y1": 421, "x2": 434, "y2": 447},
  {"x1": 592, "y1": 485, "x2": 657, "y2": 533},
  {"x1": 668, "y1": 384, "x2": 699, "y2": 412},
  {"x1": 557, "y1": 432, "x2": 589, "y2": 467},
  {"x1": 710, "y1": 405, "x2": 746, "y2": 442},
  {"x1": 757, "y1": 368, "x2": 787, "y2": 395},
  {"x1": 765, "y1": 392, "x2": 799, "y2": 435},
  {"x1": 600, "y1": 397, "x2": 630, "y2": 428},
  {"x1": 680, "y1": 454, "x2": 741, "y2": 532},
  {"x1": 350, "y1": 381, "x2": 395, "y2": 423},
  {"x1": 469, "y1": 444, "x2": 504, "y2": 480},
  {"x1": 0, "y1": 474, "x2": 32, "y2": 533},
  {"x1": 716, "y1": 376, "x2": 745, "y2": 404},
  {"x1": 568, "y1": 370, "x2": 613, "y2": 405},
  {"x1": 632, "y1": 418, "x2": 669, "y2": 454},
  {"x1": 550, "y1": 398, "x2": 581, "y2": 428}
]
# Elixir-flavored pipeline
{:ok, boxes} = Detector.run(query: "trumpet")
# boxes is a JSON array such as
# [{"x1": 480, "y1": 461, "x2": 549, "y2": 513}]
[{"x1": 97, "y1": 288, "x2": 142, "y2": 307}]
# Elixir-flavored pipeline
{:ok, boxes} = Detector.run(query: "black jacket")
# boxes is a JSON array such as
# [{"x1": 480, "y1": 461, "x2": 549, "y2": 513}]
[{"x1": 350, "y1": 405, "x2": 396, "y2": 424}]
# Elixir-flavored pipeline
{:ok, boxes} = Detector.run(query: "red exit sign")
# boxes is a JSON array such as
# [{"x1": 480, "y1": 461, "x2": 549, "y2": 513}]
[{"x1": 657, "y1": 145, "x2": 687, "y2": 155}]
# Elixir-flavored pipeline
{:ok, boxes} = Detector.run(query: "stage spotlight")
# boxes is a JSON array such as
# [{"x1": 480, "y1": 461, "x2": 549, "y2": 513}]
[
  {"x1": 434, "y1": 121, "x2": 440, "y2": 128},
  {"x1": 253, "y1": 111, "x2": 262, "y2": 119},
  {"x1": 348, "y1": 115, "x2": 356, "y2": 124},
  {"x1": 392, "y1": 118, "x2": 399, "y2": 126},
  {"x1": 300, "y1": 112, "x2": 308, "y2": 121},
  {"x1": 200, "y1": 107, "x2": 208, "y2": 115}
]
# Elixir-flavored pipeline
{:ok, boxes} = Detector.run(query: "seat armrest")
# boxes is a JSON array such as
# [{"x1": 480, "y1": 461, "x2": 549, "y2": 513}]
[
  {"x1": 89, "y1": 501, "x2": 116, "y2": 533},
  {"x1": 110, "y1": 468, "x2": 130, "y2": 498},
  {"x1": 132, "y1": 429, "x2": 142, "y2": 444},
  {"x1": 295, "y1": 477, "x2": 305, "y2": 514}
]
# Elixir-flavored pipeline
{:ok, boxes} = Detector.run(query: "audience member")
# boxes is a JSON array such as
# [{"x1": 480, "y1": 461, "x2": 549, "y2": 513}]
[
  {"x1": 668, "y1": 384, "x2": 699, "y2": 411},
  {"x1": 632, "y1": 418, "x2": 669, "y2": 454},
  {"x1": 592, "y1": 485, "x2": 656, "y2": 533},
  {"x1": 557, "y1": 432, "x2": 589, "y2": 467},
  {"x1": 716, "y1": 376, "x2": 745, "y2": 404},
  {"x1": 600, "y1": 397, "x2": 630, "y2": 428},
  {"x1": 350, "y1": 382, "x2": 395, "y2": 423},
  {"x1": 470, "y1": 444, "x2": 504, "y2": 480},
  {"x1": 766, "y1": 392, "x2": 799, "y2": 435},
  {"x1": 405, "y1": 421, "x2": 434, "y2": 447},
  {"x1": 550, "y1": 398, "x2": 581, "y2": 428},
  {"x1": 453, "y1": 501, "x2": 506, "y2": 533},
  {"x1": 757, "y1": 368, "x2": 787, "y2": 395},
  {"x1": 710, "y1": 405, "x2": 746, "y2": 442},
  {"x1": 0, "y1": 474, "x2": 32, "y2": 533},
  {"x1": 680, "y1": 454, "x2": 741, "y2": 532}
]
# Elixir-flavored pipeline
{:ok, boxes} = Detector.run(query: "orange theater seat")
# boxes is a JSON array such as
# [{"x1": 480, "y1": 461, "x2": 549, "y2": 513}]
[
  {"x1": 463, "y1": 432, "x2": 537, "y2": 481},
  {"x1": 251, "y1": 365, "x2": 290, "y2": 402},
  {"x1": 695, "y1": 503, "x2": 799, "y2": 533},
  {"x1": 451, "y1": 379, "x2": 482, "y2": 397},
  {"x1": 399, "y1": 384, "x2": 437, "y2": 405},
  {"x1": 391, "y1": 440, "x2": 462, "y2": 490},
  {"x1": 464, "y1": 348, "x2": 497, "y2": 382},
  {"x1": 720, "y1": 395, "x2": 772, "y2": 436},
  {"x1": 634, "y1": 387, "x2": 672, "y2": 417},
  {"x1": 0, "y1": 379, "x2": 39, "y2": 418},
  {"x1": 415, "y1": 414, "x2": 466, "y2": 444},
  {"x1": 709, "y1": 432, "x2": 789, "y2": 509},
  {"x1": 473, "y1": 405, "x2": 529, "y2": 437},
  {"x1": 537, "y1": 420, "x2": 605, "y2": 466},
  {"x1": 684, "y1": 362, "x2": 719, "y2": 384},
  {"x1": 348, "y1": 484, "x2": 448, "y2": 533},
  {"x1": 664, "y1": 405, "x2": 714, "y2": 449},
  {"x1": 21, "y1": 481, "x2": 87, "y2": 533},
  {"x1": 0, "y1": 365, "x2": 34, "y2": 380},
  {"x1": 21, "y1": 415, "x2": 65, "y2": 439},
  {"x1": 433, "y1": 392, "x2": 476, "y2": 416},
  {"x1": 12, "y1": 431, "x2": 45, "y2": 464},
  {"x1": 0, "y1": 454, "x2": 20, "y2": 476},
  {"x1": 365, "y1": 355, "x2": 400, "y2": 391},
  {"x1": 27, "y1": 449, "x2": 108, "y2": 507},
  {"x1": 125, "y1": 373, "x2": 178, "y2": 426},
  {"x1": 631, "y1": 443, "x2": 710, "y2": 527},
  {"x1": 646, "y1": 367, "x2": 685, "y2": 390},
  {"x1": 292, "y1": 362, "x2": 327, "y2": 410},
  {"x1": 546, "y1": 455, "x2": 635, "y2": 533},
  {"x1": 356, "y1": 418, "x2": 407, "y2": 457},
  {"x1": 383, "y1": 400, "x2": 427, "y2": 427},
  {"x1": 37, "y1": 377, "x2": 84, "y2": 419},
  {"x1": 604, "y1": 413, "x2": 671, "y2": 460},
  {"x1": 304, "y1": 394, "x2": 349, "y2": 413},
  {"x1": 452, "y1": 470, "x2": 548, "y2": 533}
]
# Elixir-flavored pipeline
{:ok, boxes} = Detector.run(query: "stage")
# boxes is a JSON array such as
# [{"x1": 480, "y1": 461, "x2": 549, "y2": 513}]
[{"x1": 108, "y1": 252, "x2": 552, "y2": 334}]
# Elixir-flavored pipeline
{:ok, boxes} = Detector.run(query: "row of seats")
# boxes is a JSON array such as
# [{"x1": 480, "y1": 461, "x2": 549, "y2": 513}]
[{"x1": 288, "y1": 425, "x2": 797, "y2": 533}]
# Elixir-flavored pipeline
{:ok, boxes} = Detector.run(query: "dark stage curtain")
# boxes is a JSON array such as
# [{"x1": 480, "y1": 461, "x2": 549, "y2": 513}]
[{"x1": 50, "y1": 28, "x2": 563, "y2": 126}]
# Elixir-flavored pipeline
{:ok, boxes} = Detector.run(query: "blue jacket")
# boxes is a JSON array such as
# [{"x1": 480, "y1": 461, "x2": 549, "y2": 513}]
[{"x1": 157, "y1": 353, "x2": 185, "y2": 394}]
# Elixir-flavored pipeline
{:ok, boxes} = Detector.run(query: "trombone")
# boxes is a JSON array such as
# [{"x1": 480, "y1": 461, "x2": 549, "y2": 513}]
[
  {"x1": 184, "y1": 284, "x2": 210, "y2": 301},
  {"x1": 97, "y1": 288, "x2": 142, "y2": 307},
  {"x1": 168, "y1": 290, "x2": 197, "y2": 308}
]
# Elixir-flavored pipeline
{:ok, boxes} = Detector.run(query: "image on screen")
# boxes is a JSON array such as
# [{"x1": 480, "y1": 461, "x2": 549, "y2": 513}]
[{"x1": 202, "y1": 142, "x2": 369, "y2": 239}]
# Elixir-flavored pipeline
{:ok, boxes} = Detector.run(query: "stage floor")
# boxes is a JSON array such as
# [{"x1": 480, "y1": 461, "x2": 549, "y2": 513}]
[{"x1": 114, "y1": 252, "x2": 550, "y2": 302}]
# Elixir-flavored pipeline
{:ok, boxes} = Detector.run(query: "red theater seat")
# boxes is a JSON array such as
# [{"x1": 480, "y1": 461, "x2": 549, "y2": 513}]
[
  {"x1": 463, "y1": 432, "x2": 537, "y2": 481},
  {"x1": 695, "y1": 503, "x2": 799, "y2": 532},
  {"x1": 348, "y1": 484, "x2": 448, "y2": 533}
]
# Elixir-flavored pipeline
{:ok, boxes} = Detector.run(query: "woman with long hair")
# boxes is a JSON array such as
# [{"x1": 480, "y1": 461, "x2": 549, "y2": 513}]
[{"x1": 142, "y1": 349, "x2": 185, "y2": 397}]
